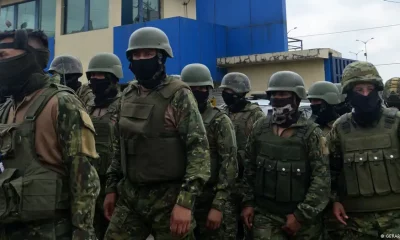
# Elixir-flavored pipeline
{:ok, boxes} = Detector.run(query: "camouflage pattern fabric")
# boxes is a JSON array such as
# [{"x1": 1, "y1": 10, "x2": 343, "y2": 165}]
[
  {"x1": 242, "y1": 112, "x2": 330, "y2": 237},
  {"x1": 341, "y1": 61, "x2": 384, "y2": 94},
  {"x1": 324, "y1": 210, "x2": 400, "y2": 240},
  {"x1": 194, "y1": 102, "x2": 238, "y2": 240},
  {"x1": 76, "y1": 84, "x2": 95, "y2": 107},
  {"x1": 49, "y1": 73, "x2": 61, "y2": 84},
  {"x1": 104, "y1": 75, "x2": 211, "y2": 238},
  {"x1": 219, "y1": 72, "x2": 251, "y2": 94},
  {"x1": 252, "y1": 207, "x2": 323, "y2": 240},
  {"x1": 383, "y1": 77, "x2": 400, "y2": 108},
  {"x1": 0, "y1": 88, "x2": 101, "y2": 240}
]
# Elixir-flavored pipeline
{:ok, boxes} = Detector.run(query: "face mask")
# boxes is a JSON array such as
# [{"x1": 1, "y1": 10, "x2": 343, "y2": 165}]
[
  {"x1": 62, "y1": 75, "x2": 82, "y2": 92},
  {"x1": 311, "y1": 103, "x2": 338, "y2": 126},
  {"x1": 35, "y1": 48, "x2": 50, "y2": 69},
  {"x1": 349, "y1": 90, "x2": 382, "y2": 126},
  {"x1": 222, "y1": 91, "x2": 240, "y2": 106},
  {"x1": 192, "y1": 90, "x2": 209, "y2": 113},
  {"x1": 90, "y1": 78, "x2": 118, "y2": 106},
  {"x1": 270, "y1": 96, "x2": 299, "y2": 127},
  {"x1": 0, "y1": 51, "x2": 42, "y2": 97},
  {"x1": 129, "y1": 56, "x2": 163, "y2": 89},
  {"x1": 334, "y1": 102, "x2": 352, "y2": 116}
]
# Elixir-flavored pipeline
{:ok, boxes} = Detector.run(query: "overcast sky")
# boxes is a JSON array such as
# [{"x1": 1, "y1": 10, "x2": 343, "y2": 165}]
[{"x1": 287, "y1": 0, "x2": 400, "y2": 82}]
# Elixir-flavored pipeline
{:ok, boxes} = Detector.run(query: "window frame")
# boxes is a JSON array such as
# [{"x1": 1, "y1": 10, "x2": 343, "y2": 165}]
[
  {"x1": 0, "y1": 0, "x2": 40, "y2": 30},
  {"x1": 122, "y1": 0, "x2": 161, "y2": 25},
  {"x1": 63, "y1": 0, "x2": 109, "y2": 34}
]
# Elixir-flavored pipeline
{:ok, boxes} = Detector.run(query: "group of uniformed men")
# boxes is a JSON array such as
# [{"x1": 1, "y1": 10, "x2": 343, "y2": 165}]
[{"x1": 0, "y1": 26, "x2": 399, "y2": 240}]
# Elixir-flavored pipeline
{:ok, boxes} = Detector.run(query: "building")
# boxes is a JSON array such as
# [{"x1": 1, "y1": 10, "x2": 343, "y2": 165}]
[{"x1": 0, "y1": 0, "x2": 355, "y2": 93}]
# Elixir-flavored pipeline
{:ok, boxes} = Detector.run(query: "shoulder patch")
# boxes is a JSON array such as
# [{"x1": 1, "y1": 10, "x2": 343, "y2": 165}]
[{"x1": 79, "y1": 109, "x2": 96, "y2": 133}]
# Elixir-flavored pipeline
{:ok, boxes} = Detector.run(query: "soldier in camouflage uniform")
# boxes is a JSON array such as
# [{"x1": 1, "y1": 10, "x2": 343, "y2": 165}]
[
  {"x1": 383, "y1": 77, "x2": 400, "y2": 109},
  {"x1": 242, "y1": 71, "x2": 330, "y2": 240},
  {"x1": 49, "y1": 55, "x2": 94, "y2": 106},
  {"x1": 0, "y1": 29, "x2": 100, "y2": 239},
  {"x1": 181, "y1": 63, "x2": 238, "y2": 240},
  {"x1": 85, "y1": 52, "x2": 123, "y2": 240},
  {"x1": 104, "y1": 27, "x2": 211, "y2": 240},
  {"x1": 307, "y1": 81, "x2": 341, "y2": 135},
  {"x1": 327, "y1": 62, "x2": 400, "y2": 239},
  {"x1": 333, "y1": 83, "x2": 352, "y2": 116},
  {"x1": 219, "y1": 72, "x2": 265, "y2": 240}
]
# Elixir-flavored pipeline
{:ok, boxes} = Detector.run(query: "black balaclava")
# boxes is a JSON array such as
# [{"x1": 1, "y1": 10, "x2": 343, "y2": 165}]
[
  {"x1": 0, "y1": 30, "x2": 46, "y2": 101},
  {"x1": 310, "y1": 101, "x2": 339, "y2": 126},
  {"x1": 349, "y1": 89, "x2": 382, "y2": 127},
  {"x1": 270, "y1": 95, "x2": 300, "y2": 128},
  {"x1": 35, "y1": 48, "x2": 50, "y2": 70},
  {"x1": 61, "y1": 73, "x2": 82, "y2": 92},
  {"x1": 222, "y1": 90, "x2": 248, "y2": 113},
  {"x1": 89, "y1": 73, "x2": 119, "y2": 107},
  {"x1": 334, "y1": 98, "x2": 352, "y2": 116},
  {"x1": 192, "y1": 89, "x2": 210, "y2": 113},
  {"x1": 129, "y1": 51, "x2": 167, "y2": 89}
]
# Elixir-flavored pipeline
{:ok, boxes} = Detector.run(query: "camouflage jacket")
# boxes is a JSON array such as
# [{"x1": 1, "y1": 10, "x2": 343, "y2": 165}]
[
  {"x1": 202, "y1": 102, "x2": 238, "y2": 211},
  {"x1": 105, "y1": 75, "x2": 211, "y2": 210},
  {"x1": 242, "y1": 112, "x2": 331, "y2": 222}
]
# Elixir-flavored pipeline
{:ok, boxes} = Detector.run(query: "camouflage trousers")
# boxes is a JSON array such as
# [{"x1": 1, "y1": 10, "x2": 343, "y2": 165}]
[
  {"x1": 193, "y1": 190, "x2": 236, "y2": 240},
  {"x1": 231, "y1": 191, "x2": 251, "y2": 240},
  {"x1": 252, "y1": 207, "x2": 323, "y2": 240},
  {"x1": 324, "y1": 209, "x2": 400, "y2": 240},
  {"x1": 94, "y1": 177, "x2": 109, "y2": 240},
  {"x1": 0, "y1": 217, "x2": 73, "y2": 240},
  {"x1": 104, "y1": 179, "x2": 196, "y2": 240}
]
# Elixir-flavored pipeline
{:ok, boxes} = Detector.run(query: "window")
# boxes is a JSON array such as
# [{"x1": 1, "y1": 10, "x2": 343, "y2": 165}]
[
  {"x1": 0, "y1": 1, "x2": 56, "y2": 37},
  {"x1": 64, "y1": 0, "x2": 109, "y2": 34},
  {"x1": 121, "y1": 0, "x2": 160, "y2": 25}
]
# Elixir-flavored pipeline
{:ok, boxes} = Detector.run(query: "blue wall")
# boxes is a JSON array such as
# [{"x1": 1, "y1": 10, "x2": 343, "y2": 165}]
[
  {"x1": 324, "y1": 56, "x2": 356, "y2": 83},
  {"x1": 45, "y1": 37, "x2": 55, "y2": 72},
  {"x1": 197, "y1": 0, "x2": 288, "y2": 56},
  {"x1": 113, "y1": 17, "x2": 228, "y2": 83}
]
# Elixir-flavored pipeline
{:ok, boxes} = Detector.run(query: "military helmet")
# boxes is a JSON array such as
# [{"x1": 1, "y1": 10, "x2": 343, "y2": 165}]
[
  {"x1": 126, "y1": 27, "x2": 173, "y2": 59},
  {"x1": 307, "y1": 81, "x2": 340, "y2": 105},
  {"x1": 181, "y1": 63, "x2": 214, "y2": 88},
  {"x1": 341, "y1": 61, "x2": 383, "y2": 94},
  {"x1": 334, "y1": 83, "x2": 347, "y2": 103},
  {"x1": 219, "y1": 72, "x2": 251, "y2": 94},
  {"x1": 266, "y1": 71, "x2": 307, "y2": 99},
  {"x1": 383, "y1": 77, "x2": 400, "y2": 103},
  {"x1": 86, "y1": 52, "x2": 123, "y2": 79},
  {"x1": 49, "y1": 55, "x2": 83, "y2": 75}
]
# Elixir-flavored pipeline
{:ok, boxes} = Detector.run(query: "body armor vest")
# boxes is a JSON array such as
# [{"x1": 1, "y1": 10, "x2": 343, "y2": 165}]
[
  {"x1": 202, "y1": 105, "x2": 225, "y2": 185},
  {"x1": 253, "y1": 117, "x2": 317, "y2": 215},
  {"x1": 227, "y1": 103, "x2": 261, "y2": 178},
  {"x1": 0, "y1": 85, "x2": 71, "y2": 223},
  {"x1": 119, "y1": 79, "x2": 189, "y2": 184},
  {"x1": 337, "y1": 108, "x2": 400, "y2": 212}
]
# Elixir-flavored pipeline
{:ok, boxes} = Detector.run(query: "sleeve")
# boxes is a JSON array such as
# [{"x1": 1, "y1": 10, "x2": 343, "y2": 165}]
[
  {"x1": 327, "y1": 122, "x2": 343, "y2": 203},
  {"x1": 171, "y1": 88, "x2": 211, "y2": 210},
  {"x1": 211, "y1": 115, "x2": 238, "y2": 211},
  {"x1": 56, "y1": 92, "x2": 100, "y2": 240},
  {"x1": 293, "y1": 127, "x2": 331, "y2": 223},
  {"x1": 246, "y1": 109, "x2": 266, "y2": 137},
  {"x1": 242, "y1": 118, "x2": 263, "y2": 207}
]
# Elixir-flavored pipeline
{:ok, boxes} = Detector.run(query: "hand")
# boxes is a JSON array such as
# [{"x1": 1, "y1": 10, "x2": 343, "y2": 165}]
[
  {"x1": 242, "y1": 207, "x2": 254, "y2": 229},
  {"x1": 206, "y1": 208, "x2": 223, "y2": 230},
  {"x1": 103, "y1": 193, "x2": 117, "y2": 221},
  {"x1": 333, "y1": 202, "x2": 348, "y2": 225},
  {"x1": 282, "y1": 214, "x2": 301, "y2": 236},
  {"x1": 170, "y1": 204, "x2": 192, "y2": 237}
]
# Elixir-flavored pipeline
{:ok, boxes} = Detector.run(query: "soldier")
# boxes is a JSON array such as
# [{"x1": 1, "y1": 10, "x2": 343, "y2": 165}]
[
  {"x1": 26, "y1": 29, "x2": 50, "y2": 71},
  {"x1": 103, "y1": 27, "x2": 211, "y2": 239},
  {"x1": 181, "y1": 63, "x2": 238, "y2": 239},
  {"x1": 333, "y1": 83, "x2": 352, "y2": 116},
  {"x1": 383, "y1": 77, "x2": 400, "y2": 109},
  {"x1": 219, "y1": 72, "x2": 265, "y2": 240},
  {"x1": 242, "y1": 71, "x2": 330, "y2": 240},
  {"x1": 328, "y1": 62, "x2": 400, "y2": 239},
  {"x1": 49, "y1": 55, "x2": 94, "y2": 106},
  {"x1": 307, "y1": 81, "x2": 341, "y2": 135},
  {"x1": 0, "y1": 29, "x2": 100, "y2": 239},
  {"x1": 85, "y1": 52, "x2": 123, "y2": 239}
]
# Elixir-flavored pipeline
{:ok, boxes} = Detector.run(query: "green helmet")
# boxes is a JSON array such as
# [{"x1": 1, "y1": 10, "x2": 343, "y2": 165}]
[
  {"x1": 341, "y1": 61, "x2": 383, "y2": 94},
  {"x1": 181, "y1": 63, "x2": 214, "y2": 88},
  {"x1": 49, "y1": 55, "x2": 83, "y2": 75},
  {"x1": 266, "y1": 71, "x2": 307, "y2": 99},
  {"x1": 219, "y1": 72, "x2": 251, "y2": 94},
  {"x1": 86, "y1": 52, "x2": 123, "y2": 79},
  {"x1": 126, "y1": 27, "x2": 173, "y2": 59},
  {"x1": 307, "y1": 81, "x2": 340, "y2": 105},
  {"x1": 334, "y1": 83, "x2": 347, "y2": 103},
  {"x1": 383, "y1": 77, "x2": 400, "y2": 103}
]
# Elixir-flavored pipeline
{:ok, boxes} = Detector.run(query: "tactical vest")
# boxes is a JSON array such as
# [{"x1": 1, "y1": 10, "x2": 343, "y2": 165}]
[
  {"x1": 254, "y1": 117, "x2": 317, "y2": 215},
  {"x1": 0, "y1": 85, "x2": 71, "y2": 223},
  {"x1": 119, "y1": 80, "x2": 189, "y2": 184},
  {"x1": 337, "y1": 108, "x2": 400, "y2": 212},
  {"x1": 228, "y1": 103, "x2": 261, "y2": 178},
  {"x1": 202, "y1": 106, "x2": 225, "y2": 185}
]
